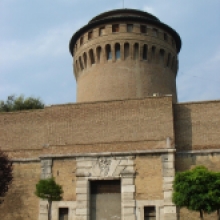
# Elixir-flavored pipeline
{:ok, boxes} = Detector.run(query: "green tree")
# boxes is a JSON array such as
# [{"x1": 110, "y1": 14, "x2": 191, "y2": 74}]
[
  {"x1": 0, "y1": 95, "x2": 44, "y2": 112},
  {"x1": 172, "y1": 166, "x2": 220, "y2": 219},
  {"x1": 35, "y1": 178, "x2": 63, "y2": 220},
  {"x1": 0, "y1": 149, "x2": 13, "y2": 204}
]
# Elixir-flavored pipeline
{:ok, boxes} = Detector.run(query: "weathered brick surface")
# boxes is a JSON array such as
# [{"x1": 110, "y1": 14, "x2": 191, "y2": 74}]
[
  {"x1": 52, "y1": 159, "x2": 76, "y2": 201},
  {"x1": 135, "y1": 155, "x2": 163, "y2": 200},
  {"x1": 0, "y1": 96, "x2": 174, "y2": 155},
  {"x1": 0, "y1": 162, "x2": 41, "y2": 220},
  {"x1": 0, "y1": 110, "x2": 45, "y2": 150},
  {"x1": 174, "y1": 101, "x2": 220, "y2": 151}
]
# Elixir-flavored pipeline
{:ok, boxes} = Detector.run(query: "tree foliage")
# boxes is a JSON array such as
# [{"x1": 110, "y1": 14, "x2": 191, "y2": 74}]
[
  {"x1": 0, "y1": 149, "x2": 13, "y2": 203},
  {"x1": 172, "y1": 166, "x2": 220, "y2": 219},
  {"x1": 0, "y1": 95, "x2": 44, "y2": 112},
  {"x1": 35, "y1": 178, "x2": 63, "y2": 220}
]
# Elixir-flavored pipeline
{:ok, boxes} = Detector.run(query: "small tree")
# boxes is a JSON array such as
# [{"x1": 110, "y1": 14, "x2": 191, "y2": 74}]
[
  {"x1": 0, "y1": 95, "x2": 44, "y2": 112},
  {"x1": 35, "y1": 178, "x2": 63, "y2": 220},
  {"x1": 172, "y1": 166, "x2": 220, "y2": 219},
  {"x1": 0, "y1": 149, "x2": 13, "y2": 204}
]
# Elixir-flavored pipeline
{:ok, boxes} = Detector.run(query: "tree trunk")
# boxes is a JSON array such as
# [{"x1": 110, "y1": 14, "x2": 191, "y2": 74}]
[
  {"x1": 200, "y1": 210, "x2": 204, "y2": 220},
  {"x1": 217, "y1": 209, "x2": 220, "y2": 220},
  {"x1": 48, "y1": 200, "x2": 52, "y2": 220}
]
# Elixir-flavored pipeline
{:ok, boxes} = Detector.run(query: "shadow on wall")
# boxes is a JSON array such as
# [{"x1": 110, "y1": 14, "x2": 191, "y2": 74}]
[
  {"x1": 174, "y1": 105, "x2": 195, "y2": 172},
  {"x1": 174, "y1": 105, "x2": 193, "y2": 152},
  {"x1": 0, "y1": 188, "x2": 25, "y2": 220}
]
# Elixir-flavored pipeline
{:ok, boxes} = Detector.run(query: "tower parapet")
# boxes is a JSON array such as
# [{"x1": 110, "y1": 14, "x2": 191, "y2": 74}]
[{"x1": 69, "y1": 9, "x2": 181, "y2": 102}]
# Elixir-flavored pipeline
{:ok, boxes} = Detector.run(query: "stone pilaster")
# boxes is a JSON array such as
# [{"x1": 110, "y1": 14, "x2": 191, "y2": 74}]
[
  {"x1": 161, "y1": 151, "x2": 177, "y2": 220},
  {"x1": 121, "y1": 171, "x2": 136, "y2": 220},
  {"x1": 40, "y1": 159, "x2": 52, "y2": 179}
]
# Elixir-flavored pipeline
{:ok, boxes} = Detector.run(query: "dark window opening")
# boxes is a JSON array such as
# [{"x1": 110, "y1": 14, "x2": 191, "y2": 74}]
[
  {"x1": 143, "y1": 44, "x2": 148, "y2": 60},
  {"x1": 153, "y1": 28, "x2": 158, "y2": 37},
  {"x1": 83, "y1": 53, "x2": 87, "y2": 68},
  {"x1": 106, "y1": 44, "x2": 112, "y2": 60},
  {"x1": 88, "y1": 31, "x2": 93, "y2": 40},
  {"x1": 115, "y1": 43, "x2": 120, "y2": 60},
  {"x1": 164, "y1": 33, "x2": 168, "y2": 41},
  {"x1": 96, "y1": 47, "x2": 102, "y2": 63},
  {"x1": 144, "y1": 206, "x2": 156, "y2": 220},
  {"x1": 151, "y1": 46, "x2": 156, "y2": 60},
  {"x1": 112, "y1": 24, "x2": 119, "y2": 33},
  {"x1": 90, "y1": 180, "x2": 121, "y2": 194},
  {"x1": 140, "y1": 25, "x2": 147, "y2": 33},
  {"x1": 79, "y1": 56, "x2": 84, "y2": 70},
  {"x1": 127, "y1": 24, "x2": 133, "y2": 32},
  {"x1": 124, "y1": 43, "x2": 130, "y2": 59},
  {"x1": 89, "y1": 49, "x2": 95, "y2": 64},
  {"x1": 159, "y1": 49, "x2": 165, "y2": 64},
  {"x1": 99, "y1": 27, "x2": 105, "y2": 36},
  {"x1": 80, "y1": 36, "x2": 84, "y2": 45},
  {"x1": 134, "y1": 43, "x2": 139, "y2": 60},
  {"x1": 59, "y1": 208, "x2": 68, "y2": 220}
]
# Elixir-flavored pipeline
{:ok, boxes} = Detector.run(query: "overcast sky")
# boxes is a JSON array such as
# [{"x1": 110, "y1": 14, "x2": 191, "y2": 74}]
[{"x1": 0, "y1": 0, "x2": 220, "y2": 105}]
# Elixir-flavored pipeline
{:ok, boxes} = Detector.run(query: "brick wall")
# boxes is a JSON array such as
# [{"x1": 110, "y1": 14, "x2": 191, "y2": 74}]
[
  {"x1": 52, "y1": 159, "x2": 76, "y2": 201},
  {"x1": 0, "y1": 162, "x2": 41, "y2": 220},
  {"x1": 174, "y1": 101, "x2": 220, "y2": 151},
  {"x1": 0, "y1": 96, "x2": 174, "y2": 156},
  {"x1": 135, "y1": 155, "x2": 163, "y2": 200}
]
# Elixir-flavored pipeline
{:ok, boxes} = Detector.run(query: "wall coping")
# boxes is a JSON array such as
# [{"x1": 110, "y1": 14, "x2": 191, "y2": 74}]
[{"x1": 177, "y1": 149, "x2": 220, "y2": 155}]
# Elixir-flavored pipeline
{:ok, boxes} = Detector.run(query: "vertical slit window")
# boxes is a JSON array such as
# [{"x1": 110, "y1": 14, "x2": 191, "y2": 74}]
[
  {"x1": 140, "y1": 25, "x2": 147, "y2": 33},
  {"x1": 75, "y1": 60, "x2": 78, "y2": 73},
  {"x1": 151, "y1": 46, "x2": 156, "y2": 61},
  {"x1": 79, "y1": 56, "x2": 84, "y2": 70},
  {"x1": 144, "y1": 206, "x2": 156, "y2": 220},
  {"x1": 124, "y1": 43, "x2": 129, "y2": 60},
  {"x1": 96, "y1": 47, "x2": 102, "y2": 63},
  {"x1": 159, "y1": 49, "x2": 165, "y2": 64},
  {"x1": 112, "y1": 24, "x2": 119, "y2": 33},
  {"x1": 143, "y1": 44, "x2": 148, "y2": 60},
  {"x1": 106, "y1": 44, "x2": 112, "y2": 60},
  {"x1": 167, "y1": 53, "x2": 171, "y2": 67},
  {"x1": 127, "y1": 24, "x2": 133, "y2": 32},
  {"x1": 133, "y1": 43, "x2": 139, "y2": 60},
  {"x1": 164, "y1": 33, "x2": 168, "y2": 41},
  {"x1": 153, "y1": 28, "x2": 158, "y2": 37},
  {"x1": 80, "y1": 36, "x2": 84, "y2": 45},
  {"x1": 99, "y1": 27, "x2": 105, "y2": 36},
  {"x1": 89, "y1": 49, "x2": 95, "y2": 64},
  {"x1": 83, "y1": 53, "x2": 87, "y2": 68},
  {"x1": 88, "y1": 31, "x2": 93, "y2": 40},
  {"x1": 115, "y1": 43, "x2": 120, "y2": 60}
]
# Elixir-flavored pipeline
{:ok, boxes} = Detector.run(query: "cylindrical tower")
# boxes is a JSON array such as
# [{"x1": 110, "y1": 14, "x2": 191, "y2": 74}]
[{"x1": 69, "y1": 9, "x2": 181, "y2": 103}]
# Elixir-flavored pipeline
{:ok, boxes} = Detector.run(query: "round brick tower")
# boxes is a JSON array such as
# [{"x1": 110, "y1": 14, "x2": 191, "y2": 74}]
[{"x1": 69, "y1": 9, "x2": 181, "y2": 103}]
